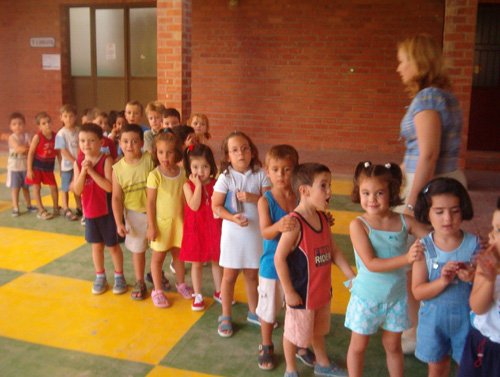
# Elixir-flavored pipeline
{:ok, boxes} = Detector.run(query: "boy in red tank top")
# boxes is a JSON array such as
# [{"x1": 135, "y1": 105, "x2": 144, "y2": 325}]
[{"x1": 275, "y1": 163, "x2": 355, "y2": 377}]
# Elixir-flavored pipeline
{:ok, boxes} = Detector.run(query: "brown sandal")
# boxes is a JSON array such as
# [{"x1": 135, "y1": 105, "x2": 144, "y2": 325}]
[
  {"x1": 258, "y1": 343, "x2": 274, "y2": 370},
  {"x1": 131, "y1": 281, "x2": 147, "y2": 301}
]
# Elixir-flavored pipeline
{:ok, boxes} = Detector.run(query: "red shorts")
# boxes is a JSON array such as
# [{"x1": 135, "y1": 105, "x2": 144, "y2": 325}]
[{"x1": 26, "y1": 170, "x2": 57, "y2": 186}]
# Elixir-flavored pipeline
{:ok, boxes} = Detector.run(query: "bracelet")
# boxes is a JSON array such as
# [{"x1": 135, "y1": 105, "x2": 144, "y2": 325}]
[{"x1": 406, "y1": 204, "x2": 415, "y2": 212}]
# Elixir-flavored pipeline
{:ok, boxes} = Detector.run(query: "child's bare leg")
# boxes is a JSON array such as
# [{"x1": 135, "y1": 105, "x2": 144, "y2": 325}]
[
  {"x1": 21, "y1": 187, "x2": 32, "y2": 208},
  {"x1": 151, "y1": 250, "x2": 167, "y2": 291},
  {"x1": 132, "y1": 251, "x2": 146, "y2": 281},
  {"x1": 33, "y1": 184, "x2": 44, "y2": 211},
  {"x1": 108, "y1": 244, "x2": 124, "y2": 274},
  {"x1": 74, "y1": 193, "x2": 82, "y2": 211},
  {"x1": 382, "y1": 331, "x2": 403, "y2": 377},
  {"x1": 242, "y1": 268, "x2": 258, "y2": 314},
  {"x1": 311, "y1": 333, "x2": 329, "y2": 367},
  {"x1": 62, "y1": 190, "x2": 69, "y2": 210},
  {"x1": 10, "y1": 187, "x2": 20, "y2": 210},
  {"x1": 191, "y1": 262, "x2": 203, "y2": 295},
  {"x1": 221, "y1": 268, "x2": 239, "y2": 318},
  {"x1": 49, "y1": 185, "x2": 58, "y2": 212},
  {"x1": 211, "y1": 261, "x2": 222, "y2": 293},
  {"x1": 171, "y1": 248, "x2": 186, "y2": 284},
  {"x1": 428, "y1": 357, "x2": 451, "y2": 377},
  {"x1": 283, "y1": 336, "x2": 298, "y2": 373},
  {"x1": 91, "y1": 243, "x2": 105, "y2": 273},
  {"x1": 405, "y1": 269, "x2": 418, "y2": 337},
  {"x1": 347, "y1": 332, "x2": 370, "y2": 377},
  {"x1": 261, "y1": 321, "x2": 274, "y2": 345}
]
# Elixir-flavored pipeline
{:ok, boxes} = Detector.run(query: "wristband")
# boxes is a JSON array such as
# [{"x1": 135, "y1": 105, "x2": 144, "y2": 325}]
[{"x1": 406, "y1": 204, "x2": 414, "y2": 212}]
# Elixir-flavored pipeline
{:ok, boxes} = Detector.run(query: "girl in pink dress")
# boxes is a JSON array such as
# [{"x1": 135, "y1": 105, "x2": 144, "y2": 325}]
[{"x1": 180, "y1": 144, "x2": 223, "y2": 311}]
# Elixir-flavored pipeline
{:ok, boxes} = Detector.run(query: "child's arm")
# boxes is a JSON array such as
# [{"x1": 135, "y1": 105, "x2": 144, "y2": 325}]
[
  {"x1": 331, "y1": 237, "x2": 356, "y2": 280},
  {"x1": 85, "y1": 156, "x2": 112, "y2": 192},
  {"x1": 257, "y1": 195, "x2": 296, "y2": 240},
  {"x1": 111, "y1": 171, "x2": 127, "y2": 237},
  {"x1": 26, "y1": 134, "x2": 39, "y2": 180},
  {"x1": 350, "y1": 218, "x2": 421, "y2": 272},
  {"x1": 212, "y1": 191, "x2": 249, "y2": 227},
  {"x1": 73, "y1": 160, "x2": 86, "y2": 196},
  {"x1": 146, "y1": 187, "x2": 158, "y2": 242},
  {"x1": 60, "y1": 148, "x2": 76, "y2": 165},
  {"x1": 184, "y1": 175, "x2": 202, "y2": 211},
  {"x1": 274, "y1": 225, "x2": 303, "y2": 307},
  {"x1": 470, "y1": 245, "x2": 498, "y2": 314},
  {"x1": 8, "y1": 134, "x2": 29, "y2": 154},
  {"x1": 412, "y1": 255, "x2": 459, "y2": 301}
]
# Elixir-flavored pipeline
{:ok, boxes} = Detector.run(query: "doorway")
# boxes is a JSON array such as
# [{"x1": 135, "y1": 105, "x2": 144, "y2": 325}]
[
  {"x1": 468, "y1": 3, "x2": 500, "y2": 152},
  {"x1": 68, "y1": 6, "x2": 157, "y2": 115}
]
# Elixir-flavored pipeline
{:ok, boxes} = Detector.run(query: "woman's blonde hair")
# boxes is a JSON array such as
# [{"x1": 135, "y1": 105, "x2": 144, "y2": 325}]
[{"x1": 398, "y1": 34, "x2": 451, "y2": 97}]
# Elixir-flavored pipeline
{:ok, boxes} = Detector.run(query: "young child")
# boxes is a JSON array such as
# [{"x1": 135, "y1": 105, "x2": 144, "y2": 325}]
[
  {"x1": 144, "y1": 101, "x2": 166, "y2": 153},
  {"x1": 256, "y1": 144, "x2": 304, "y2": 370},
  {"x1": 6, "y1": 112, "x2": 36, "y2": 216},
  {"x1": 345, "y1": 161, "x2": 430, "y2": 377},
  {"x1": 55, "y1": 104, "x2": 82, "y2": 221},
  {"x1": 26, "y1": 111, "x2": 59, "y2": 220},
  {"x1": 412, "y1": 177, "x2": 479, "y2": 377},
  {"x1": 212, "y1": 131, "x2": 271, "y2": 337},
  {"x1": 94, "y1": 112, "x2": 112, "y2": 136},
  {"x1": 112, "y1": 124, "x2": 154, "y2": 301},
  {"x1": 172, "y1": 125, "x2": 197, "y2": 151},
  {"x1": 73, "y1": 123, "x2": 127, "y2": 295},
  {"x1": 146, "y1": 132, "x2": 193, "y2": 308},
  {"x1": 162, "y1": 107, "x2": 181, "y2": 129},
  {"x1": 275, "y1": 163, "x2": 355, "y2": 377},
  {"x1": 180, "y1": 143, "x2": 222, "y2": 311},
  {"x1": 458, "y1": 198, "x2": 500, "y2": 377},
  {"x1": 187, "y1": 113, "x2": 210, "y2": 144},
  {"x1": 124, "y1": 100, "x2": 147, "y2": 132}
]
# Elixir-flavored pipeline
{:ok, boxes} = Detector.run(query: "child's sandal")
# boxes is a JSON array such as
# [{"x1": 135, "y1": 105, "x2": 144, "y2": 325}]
[
  {"x1": 37, "y1": 210, "x2": 53, "y2": 220},
  {"x1": 217, "y1": 315, "x2": 233, "y2": 338},
  {"x1": 258, "y1": 343, "x2": 275, "y2": 370},
  {"x1": 131, "y1": 281, "x2": 147, "y2": 301},
  {"x1": 64, "y1": 209, "x2": 78, "y2": 221}
]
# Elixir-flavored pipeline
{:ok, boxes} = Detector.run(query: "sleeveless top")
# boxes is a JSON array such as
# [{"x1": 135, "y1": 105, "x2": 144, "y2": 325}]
[
  {"x1": 77, "y1": 154, "x2": 109, "y2": 219},
  {"x1": 287, "y1": 211, "x2": 332, "y2": 310},
  {"x1": 351, "y1": 214, "x2": 409, "y2": 303},
  {"x1": 471, "y1": 275, "x2": 500, "y2": 344},
  {"x1": 8, "y1": 133, "x2": 30, "y2": 171},
  {"x1": 33, "y1": 131, "x2": 56, "y2": 171},
  {"x1": 259, "y1": 191, "x2": 289, "y2": 279}
]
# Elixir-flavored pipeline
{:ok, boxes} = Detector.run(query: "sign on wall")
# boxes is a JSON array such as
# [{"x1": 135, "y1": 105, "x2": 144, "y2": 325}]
[{"x1": 30, "y1": 37, "x2": 55, "y2": 48}]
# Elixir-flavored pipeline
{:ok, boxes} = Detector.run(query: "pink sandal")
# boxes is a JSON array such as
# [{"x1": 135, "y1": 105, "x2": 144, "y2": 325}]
[{"x1": 151, "y1": 289, "x2": 170, "y2": 308}]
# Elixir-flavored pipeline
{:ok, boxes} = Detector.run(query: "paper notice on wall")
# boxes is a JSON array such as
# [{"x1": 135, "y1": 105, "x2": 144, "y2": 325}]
[
  {"x1": 106, "y1": 43, "x2": 116, "y2": 60},
  {"x1": 42, "y1": 54, "x2": 61, "y2": 70}
]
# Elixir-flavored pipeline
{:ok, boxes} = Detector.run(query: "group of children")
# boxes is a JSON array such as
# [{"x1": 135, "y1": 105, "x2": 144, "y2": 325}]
[{"x1": 5, "y1": 103, "x2": 500, "y2": 377}]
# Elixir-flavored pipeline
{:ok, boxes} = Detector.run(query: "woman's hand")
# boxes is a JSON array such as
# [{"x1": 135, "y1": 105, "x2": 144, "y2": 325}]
[
  {"x1": 277, "y1": 215, "x2": 297, "y2": 233},
  {"x1": 236, "y1": 191, "x2": 259, "y2": 203},
  {"x1": 232, "y1": 213, "x2": 249, "y2": 227}
]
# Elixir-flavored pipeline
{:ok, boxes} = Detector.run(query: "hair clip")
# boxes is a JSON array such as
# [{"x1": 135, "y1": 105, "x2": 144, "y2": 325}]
[
  {"x1": 363, "y1": 161, "x2": 371, "y2": 168},
  {"x1": 384, "y1": 163, "x2": 391, "y2": 169},
  {"x1": 423, "y1": 184, "x2": 430, "y2": 194},
  {"x1": 188, "y1": 144, "x2": 194, "y2": 152}
]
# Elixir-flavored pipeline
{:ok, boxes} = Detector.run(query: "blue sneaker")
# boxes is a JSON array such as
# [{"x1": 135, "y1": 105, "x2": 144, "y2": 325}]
[
  {"x1": 247, "y1": 311, "x2": 261, "y2": 326},
  {"x1": 314, "y1": 362, "x2": 347, "y2": 377},
  {"x1": 284, "y1": 371, "x2": 299, "y2": 377},
  {"x1": 113, "y1": 275, "x2": 127, "y2": 295},
  {"x1": 92, "y1": 275, "x2": 108, "y2": 295}
]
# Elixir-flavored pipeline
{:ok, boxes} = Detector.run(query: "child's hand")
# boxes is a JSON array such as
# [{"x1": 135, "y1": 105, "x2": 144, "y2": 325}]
[
  {"x1": 277, "y1": 215, "x2": 297, "y2": 233},
  {"x1": 232, "y1": 213, "x2": 249, "y2": 227},
  {"x1": 285, "y1": 290, "x2": 303, "y2": 308},
  {"x1": 325, "y1": 211, "x2": 335, "y2": 227},
  {"x1": 440, "y1": 261, "x2": 458, "y2": 284},
  {"x1": 189, "y1": 173, "x2": 202, "y2": 188},
  {"x1": 81, "y1": 159, "x2": 92, "y2": 173},
  {"x1": 27, "y1": 169, "x2": 33, "y2": 180},
  {"x1": 476, "y1": 245, "x2": 499, "y2": 282},
  {"x1": 407, "y1": 239, "x2": 424, "y2": 264},
  {"x1": 456, "y1": 262, "x2": 475, "y2": 282},
  {"x1": 236, "y1": 191, "x2": 259, "y2": 203},
  {"x1": 116, "y1": 223, "x2": 128, "y2": 238},
  {"x1": 147, "y1": 225, "x2": 157, "y2": 242}
]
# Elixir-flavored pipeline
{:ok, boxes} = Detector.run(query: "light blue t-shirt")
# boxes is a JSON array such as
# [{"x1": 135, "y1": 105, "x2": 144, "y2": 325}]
[
  {"x1": 400, "y1": 87, "x2": 463, "y2": 175},
  {"x1": 351, "y1": 215, "x2": 409, "y2": 303}
]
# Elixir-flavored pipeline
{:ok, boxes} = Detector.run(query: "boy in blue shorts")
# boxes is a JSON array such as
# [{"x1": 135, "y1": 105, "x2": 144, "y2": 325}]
[
  {"x1": 275, "y1": 163, "x2": 355, "y2": 377},
  {"x1": 73, "y1": 123, "x2": 126, "y2": 295}
]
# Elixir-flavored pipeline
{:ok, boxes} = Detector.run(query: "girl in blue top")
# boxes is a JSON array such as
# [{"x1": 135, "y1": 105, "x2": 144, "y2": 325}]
[
  {"x1": 345, "y1": 161, "x2": 429, "y2": 377},
  {"x1": 412, "y1": 177, "x2": 478, "y2": 377}
]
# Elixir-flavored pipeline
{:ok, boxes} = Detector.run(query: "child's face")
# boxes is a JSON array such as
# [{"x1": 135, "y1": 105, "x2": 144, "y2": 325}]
[
  {"x1": 119, "y1": 131, "x2": 143, "y2": 158},
  {"x1": 266, "y1": 157, "x2": 294, "y2": 189},
  {"x1": 38, "y1": 117, "x2": 52, "y2": 134},
  {"x1": 125, "y1": 104, "x2": 142, "y2": 124},
  {"x1": 147, "y1": 111, "x2": 162, "y2": 133},
  {"x1": 162, "y1": 116, "x2": 180, "y2": 129},
  {"x1": 60, "y1": 111, "x2": 77, "y2": 128},
  {"x1": 156, "y1": 140, "x2": 177, "y2": 170},
  {"x1": 9, "y1": 118, "x2": 25, "y2": 135},
  {"x1": 79, "y1": 131, "x2": 102, "y2": 156},
  {"x1": 489, "y1": 210, "x2": 500, "y2": 250},
  {"x1": 81, "y1": 115, "x2": 90, "y2": 124},
  {"x1": 114, "y1": 116, "x2": 126, "y2": 131},
  {"x1": 227, "y1": 135, "x2": 252, "y2": 173},
  {"x1": 304, "y1": 172, "x2": 332, "y2": 211},
  {"x1": 190, "y1": 156, "x2": 211, "y2": 184},
  {"x1": 359, "y1": 177, "x2": 390, "y2": 215},
  {"x1": 94, "y1": 115, "x2": 109, "y2": 131},
  {"x1": 428, "y1": 194, "x2": 462, "y2": 236},
  {"x1": 191, "y1": 116, "x2": 207, "y2": 135}
]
